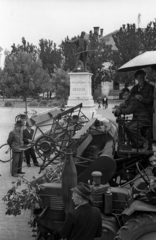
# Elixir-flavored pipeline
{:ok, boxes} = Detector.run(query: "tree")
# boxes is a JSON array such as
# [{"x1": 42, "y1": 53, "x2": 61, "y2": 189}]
[
  {"x1": 3, "y1": 51, "x2": 50, "y2": 115},
  {"x1": 39, "y1": 39, "x2": 62, "y2": 76},
  {"x1": 112, "y1": 21, "x2": 156, "y2": 87},
  {"x1": 52, "y1": 67, "x2": 70, "y2": 100},
  {"x1": 87, "y1": 34, "x2": 113, "y2": 92},
  {"x1": 38, "y1": 39, "x2": 63, "y2": 98},
  {"x1": 11, "y1": 37, "x2": 38, "y2": 59},
  {"x1": 60, "y1": 36, "x2": 77, "y2": 71},
  {"x1": 0, "y1": 69, "x2": 6, "y2": 100},
  {"x1": 111, "y1": 24, "x2": 141, "y2": 87}
]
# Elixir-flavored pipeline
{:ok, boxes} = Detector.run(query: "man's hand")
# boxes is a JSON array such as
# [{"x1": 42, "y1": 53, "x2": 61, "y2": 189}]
[
  {"x1": 114, "y1": 108, "x2": 121, "y2": 117},
  {"x1": 135, "y1": 94, "x2": 143, "y2": 101},
  {"x1": 28, "y1": 139, "x2": 32, "y2": 143},
  {"x1": 119, "y1": 101, "x2": 126, "y2": 108}
]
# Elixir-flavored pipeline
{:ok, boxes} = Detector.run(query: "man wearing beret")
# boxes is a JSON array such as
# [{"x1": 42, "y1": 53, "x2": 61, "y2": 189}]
[
  {"x1": 7, "y1": 120, "x2": 25, "y2": 177},
  {"x1": 114, "y1": 88, "x2": 151, "y2": 150},
  {"x1": 56, "y1": 182, "x2": 102, "y2": 240}
]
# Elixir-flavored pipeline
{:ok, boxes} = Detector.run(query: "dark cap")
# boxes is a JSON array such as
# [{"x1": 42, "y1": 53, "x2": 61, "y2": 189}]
[
  {"x1": 94, "y1": 119, "x2": 101, "y2": 127},
  {"x1": 15, "y1": 120, "x2": 23, "y2": 127},
  {"x1": 71, "y1": 182, "x2": 91, "y2": 200},
  {"x1": 134, "y1": 69, "x2": 146, "y2": 78}
]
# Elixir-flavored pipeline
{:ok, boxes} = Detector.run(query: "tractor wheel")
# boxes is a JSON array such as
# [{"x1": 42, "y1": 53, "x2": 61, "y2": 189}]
[{"x1": 115, "y1": 214, "x2": 156, "y2": 240}]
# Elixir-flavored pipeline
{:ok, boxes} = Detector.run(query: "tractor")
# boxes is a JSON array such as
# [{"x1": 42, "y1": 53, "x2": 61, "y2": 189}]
[
  {"x1": 33, "y1": 157, "x2": 156, "y2": 240},
  {"x1": 1, "y1": 102, "x2": 156, "y2": 239},
  {"x1": 21, "y1": 104, "x2": 155, "y2": 240}
]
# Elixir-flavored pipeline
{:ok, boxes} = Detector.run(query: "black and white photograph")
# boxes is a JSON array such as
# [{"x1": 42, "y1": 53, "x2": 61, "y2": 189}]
[{"x1": 0, "y1": 0, "x2": 156, "y2": 239}]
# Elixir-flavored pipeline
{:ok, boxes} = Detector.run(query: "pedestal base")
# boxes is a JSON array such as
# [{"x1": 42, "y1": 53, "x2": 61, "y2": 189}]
[{"x1": 67, "y1": 72, "x2": 97, "y2": 118}]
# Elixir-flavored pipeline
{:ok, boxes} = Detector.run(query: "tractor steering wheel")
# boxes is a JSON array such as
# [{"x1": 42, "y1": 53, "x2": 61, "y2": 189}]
[{"x1": 136, "y1": 162, "x2": 150, "y2": 185}]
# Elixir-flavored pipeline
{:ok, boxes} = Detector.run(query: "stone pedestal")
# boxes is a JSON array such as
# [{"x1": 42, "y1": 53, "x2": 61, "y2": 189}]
[{"x1": 67, "y1": 72, "x2": 96, "y2": 118}]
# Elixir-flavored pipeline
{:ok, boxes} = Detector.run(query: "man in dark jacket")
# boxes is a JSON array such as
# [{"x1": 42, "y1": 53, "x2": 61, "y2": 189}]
[
  {"x1": 23, "y1": 122, "x2": 39, "y2": 167},
  {"x1": 115, "y1": 88, "x2": 151, "y2": 149},
  {"x1": 7, "y1": 120, "x2": 25, "y2": 177},
  {"x1": 131, "y1": 69, "x2": 154, "y2": 121},
  {"x1": 57, "y1": 182, "x2": 102, "y2": 240}
]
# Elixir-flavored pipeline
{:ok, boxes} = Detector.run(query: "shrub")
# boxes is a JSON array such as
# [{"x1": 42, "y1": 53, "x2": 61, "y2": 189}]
[
  {"x1": 56, "y1": 95, "x2": 61, "y2": 100},
  {"x1": 28, "y1": 101, "x2": 39, "y2": 107},
  {"x1": 4, "y1": 101, "x2": 14, "y2": 107},
  {"x1": 40, "y1": 99, "x2": 47, "y2": 106},
  {"x1": 52, "y1": 102, "x2": 59, "y2": 107},
  {"x1": 37, "y1": 98, "x2": 41, "y2": 103}
]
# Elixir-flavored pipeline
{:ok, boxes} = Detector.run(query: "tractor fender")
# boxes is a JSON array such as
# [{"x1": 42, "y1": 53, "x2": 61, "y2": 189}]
[{"x1": 123, "y1": 200, "x2": 156, "y2": 216}]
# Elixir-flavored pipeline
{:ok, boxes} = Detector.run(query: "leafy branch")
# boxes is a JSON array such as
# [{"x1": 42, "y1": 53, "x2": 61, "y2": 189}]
[{"x1": 3, "y1": 163, "x2": 63, "y2": 217}]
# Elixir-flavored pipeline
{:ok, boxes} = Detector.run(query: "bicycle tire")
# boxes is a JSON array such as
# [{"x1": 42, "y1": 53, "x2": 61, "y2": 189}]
[{"x1": 0, "y1": 143, "x2": 12, "y2": 163}]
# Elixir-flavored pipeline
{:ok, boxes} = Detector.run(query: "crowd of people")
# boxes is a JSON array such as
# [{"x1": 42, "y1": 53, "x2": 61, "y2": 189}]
[{"x1": 97, "y1": 95, "x2": 108, "y2": 109}]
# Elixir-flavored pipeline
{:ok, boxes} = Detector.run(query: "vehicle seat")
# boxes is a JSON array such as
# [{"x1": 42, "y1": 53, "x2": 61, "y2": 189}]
[{"x1": 117, "y1": 117, "x2": 152, "y2": 153}]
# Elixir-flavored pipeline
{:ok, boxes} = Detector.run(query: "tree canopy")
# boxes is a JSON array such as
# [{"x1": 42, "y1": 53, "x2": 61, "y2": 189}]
[
  {"x1": 2, "y1": 51, "x2": 50, "y2": 99},
  {"x1": 39, "y1": 39, "x2": 62, "y2": 77},
  {"x1": 112, "y1": 22, "x2": 156, "y2": 86},
  {"x1": 60, "y1": 36, "x2": 77, "y2": 72},
  {"x1": 52, "y1": 67, "x2": 70, "y2": 100}
]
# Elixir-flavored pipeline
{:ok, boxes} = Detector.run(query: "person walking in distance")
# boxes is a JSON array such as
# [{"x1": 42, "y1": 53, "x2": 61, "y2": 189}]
[
  {"x1": 7, "y1": 120, "x2": 25, "y2": 177},
  {"x1": 102, "y1": 95, "x2": 108, "y2": 109},
  {"x1": 23, "y1": 122, "x2": 40, "y2": 167}
]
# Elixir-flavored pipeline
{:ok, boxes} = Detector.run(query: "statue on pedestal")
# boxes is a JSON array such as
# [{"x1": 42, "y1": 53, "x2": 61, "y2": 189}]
[{"x1": 67, "y1": 31, "x2": 90, "y2": 72}]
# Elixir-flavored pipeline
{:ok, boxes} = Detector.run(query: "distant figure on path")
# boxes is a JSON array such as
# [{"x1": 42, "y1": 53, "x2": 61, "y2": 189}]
[
  {"x1": 97, "y1": 97, "x2": 102, "y2": 109},
  {"x1": 102, "y1": 95, "x2": 108, "y2": 109}
]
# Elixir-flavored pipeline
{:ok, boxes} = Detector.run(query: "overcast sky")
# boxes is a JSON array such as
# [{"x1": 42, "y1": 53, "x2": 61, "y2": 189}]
[{"x1": 0, "y1": 0, "x2": 156, "y2": 52}]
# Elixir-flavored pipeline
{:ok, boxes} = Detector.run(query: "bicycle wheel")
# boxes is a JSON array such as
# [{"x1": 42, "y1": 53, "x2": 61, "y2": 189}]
[{"x1": 0, "y1": 143, "x2": 12, "y2": 163}]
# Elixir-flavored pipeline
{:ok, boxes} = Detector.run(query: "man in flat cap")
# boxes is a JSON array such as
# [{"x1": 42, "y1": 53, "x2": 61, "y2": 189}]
[
  {"x1": 7, "y1": 120, "x2": 25, "y2": 177},
  {"x1": 56, "y1": 182, "x2": 102, "y2": 240}
]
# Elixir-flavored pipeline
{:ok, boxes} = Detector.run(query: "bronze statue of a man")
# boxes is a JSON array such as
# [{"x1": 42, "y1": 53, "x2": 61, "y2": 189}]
[{"x1": 68, "y1": 31, "x2": 89, "y2": 72}]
